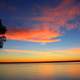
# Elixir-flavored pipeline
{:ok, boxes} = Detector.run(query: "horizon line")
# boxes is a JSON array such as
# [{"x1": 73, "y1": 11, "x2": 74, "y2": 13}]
[{"x1": 0, "y1": 60, "x2": 80, "y2": 64}]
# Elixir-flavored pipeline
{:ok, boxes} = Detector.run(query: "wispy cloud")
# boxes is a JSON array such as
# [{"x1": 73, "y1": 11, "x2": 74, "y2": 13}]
[
  {"x1": 32, "y1": 0, "x2": 80, "y2": 28},
  {"x1": 1, "y1": 48, "x2": 80, "y2": 55}
]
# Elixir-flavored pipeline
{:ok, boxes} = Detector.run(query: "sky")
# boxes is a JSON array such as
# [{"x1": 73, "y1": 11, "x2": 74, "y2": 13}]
[{"x1": 0, "y1": 0, "x2": 80, "y2": 62}]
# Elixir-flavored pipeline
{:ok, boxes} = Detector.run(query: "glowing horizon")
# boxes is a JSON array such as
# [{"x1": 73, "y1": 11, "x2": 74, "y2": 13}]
[{"x1": 0, "y1": 48, "x2": 80, "y2": 62}]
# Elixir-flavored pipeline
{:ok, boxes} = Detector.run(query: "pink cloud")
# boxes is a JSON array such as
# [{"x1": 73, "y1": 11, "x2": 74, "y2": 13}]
[{"x1": 32, "y1": 0, "x2": 80, "y2": 30}]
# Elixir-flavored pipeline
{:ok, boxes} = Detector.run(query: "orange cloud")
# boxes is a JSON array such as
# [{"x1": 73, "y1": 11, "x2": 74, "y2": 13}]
[{"x1": 6, "y1": 24, "x2": 62, "y2": 43}]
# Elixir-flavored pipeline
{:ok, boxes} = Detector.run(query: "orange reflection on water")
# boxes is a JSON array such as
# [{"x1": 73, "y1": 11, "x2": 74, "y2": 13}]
[
  {"x1": 66, "y1": 63, "x2": 80, "y2": 76},
  {"x1": 33, "y1": 63, "x2": 80, "y2": 77},
  {"x1": 36, "y1": 63, "x2": 55, "y2": 77},
  {"x1": 0, "y1": 62, "x2": 80, "y2": 79}
]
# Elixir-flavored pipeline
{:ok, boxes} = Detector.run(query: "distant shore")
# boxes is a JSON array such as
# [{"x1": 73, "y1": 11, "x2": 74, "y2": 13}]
[{"x1": 0, "y1": 60, "x2": 80, "y2": 64}]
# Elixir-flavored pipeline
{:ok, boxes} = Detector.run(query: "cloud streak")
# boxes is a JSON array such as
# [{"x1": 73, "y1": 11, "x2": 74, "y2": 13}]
[
  {"x1": 1, "y1": 48, "x2": 80, "y2": 54},
  {"x1": 6, "y1": 24, "x2": 62, "y2": 43},
  {"x1": 0, "y1": 48, "x2": 80, "y2": 62}
]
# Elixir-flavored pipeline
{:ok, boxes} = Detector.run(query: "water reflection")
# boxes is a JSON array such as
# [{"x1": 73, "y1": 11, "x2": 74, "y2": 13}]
[{"x1": 0, "y1": 62, "x2": 80, "y2": 80}]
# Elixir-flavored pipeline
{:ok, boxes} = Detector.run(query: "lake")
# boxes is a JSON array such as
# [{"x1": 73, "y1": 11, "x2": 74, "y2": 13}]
[{"x1": 0, "y1": 62, "x2": 80, "y2": 80}]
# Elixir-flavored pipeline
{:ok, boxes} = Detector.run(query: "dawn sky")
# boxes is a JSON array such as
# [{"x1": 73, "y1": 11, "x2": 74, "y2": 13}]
[{"x1": 0, "y1": 0, "x2": 80, "y2": 62}]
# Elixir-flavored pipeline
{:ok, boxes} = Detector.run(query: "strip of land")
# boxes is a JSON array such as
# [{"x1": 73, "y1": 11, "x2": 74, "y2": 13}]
[{"x1": 0, "y1": 60, "x2": 80, "y2": 64}]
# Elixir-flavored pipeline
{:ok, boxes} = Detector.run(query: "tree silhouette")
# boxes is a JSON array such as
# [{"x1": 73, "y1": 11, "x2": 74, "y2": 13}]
[{"x1": 0, "y1": 19, "x2": 7, "y2": 48}]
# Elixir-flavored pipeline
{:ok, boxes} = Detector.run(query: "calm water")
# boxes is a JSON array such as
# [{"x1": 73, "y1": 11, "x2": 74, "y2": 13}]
[{"x1": 0, "y1": 62, "x2": 80, "y2": 80}]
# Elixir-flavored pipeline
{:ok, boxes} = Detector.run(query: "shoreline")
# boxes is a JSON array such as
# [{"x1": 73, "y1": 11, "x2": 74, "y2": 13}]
[{"x1": 0, "y1": 60, "x2": 80, "y2": 64}]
